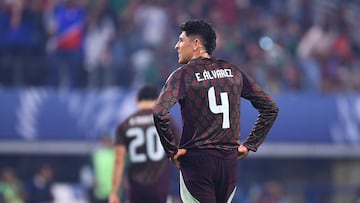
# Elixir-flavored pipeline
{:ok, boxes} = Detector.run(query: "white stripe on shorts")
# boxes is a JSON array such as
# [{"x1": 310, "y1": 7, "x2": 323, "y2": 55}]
[
  {"x1": 179, "y1": 171, "x2": 237, "y2": 203},
  {"x1": 180, "y1": 171, "x2": 200, "y2": 203},
  {"x1": 227, "y1": 186, "x2": 236, "y2": 203}
]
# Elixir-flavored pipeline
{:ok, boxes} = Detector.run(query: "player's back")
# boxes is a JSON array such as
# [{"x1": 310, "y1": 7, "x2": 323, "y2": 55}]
[
  {"x1": 115, "y1": 109, "x2": 171, "y2": 193},
  {"x1": 178, "y1": 57, "x2": 242, "y2": 151}
]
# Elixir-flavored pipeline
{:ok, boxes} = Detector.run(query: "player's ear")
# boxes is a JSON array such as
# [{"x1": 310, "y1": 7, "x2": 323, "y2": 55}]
[{"x1": 193, "y1": 39, "x2": 200, "y2": 51}]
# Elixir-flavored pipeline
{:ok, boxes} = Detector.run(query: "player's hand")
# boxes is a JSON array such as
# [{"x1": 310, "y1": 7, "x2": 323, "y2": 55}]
[
  {"x1": 109, "y1": 192, "x2": 121, "y2": 203},
  {"x1": 171, "y1": 149, "x2": 187, "y2": 169},
  {"x1": 237, "y1": 145, "x2": 249, "y2": 160}
]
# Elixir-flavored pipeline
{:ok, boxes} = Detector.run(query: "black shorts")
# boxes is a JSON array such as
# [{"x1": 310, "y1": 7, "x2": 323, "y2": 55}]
[{"x1": 179, "y1": 149, "x2": 238, "y2": 203}]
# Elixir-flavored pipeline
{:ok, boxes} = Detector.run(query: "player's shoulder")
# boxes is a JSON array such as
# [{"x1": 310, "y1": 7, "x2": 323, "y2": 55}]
[
  {"x1": 175, "y1": 64, "x2": 191, "y2": 73},
  {"x1": 117, "y1": 110, "x2": 141, "y2": 129},
  {"x1": 165, "y1": 65, "x2": 187, "y2": 82},
  {"x1": 122, "y1": 109, "x2": 155, "y2": 127}
]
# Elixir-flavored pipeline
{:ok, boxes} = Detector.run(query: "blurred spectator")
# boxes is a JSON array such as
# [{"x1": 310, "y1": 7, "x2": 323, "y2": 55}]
[
  {"x1": 91, "y1": 133, "x2": 115, "y2": 203},
  {"x1": 107, "y1": 0, "x2": 129, "y2": 14},
  {"x1": 0, "y1": 0, "x2": 46, "y2": 87},
  {"x1": 327, "y1": 15, "x2": 358, "y2": 92},
  {"x1": 244, "y1": 181, "x2": 291, "y2": 203},
  {"x1": 84, "y1": 0, "x2": 116, "y2": 89},
  {"x1": 128, "y1": 0, "x2": 171, "y2": 87},
  {"x1": 0, "y1": 167, "x2": 26, "y2": 203},
  {"x1": 25, "y1": 164, "x2": 54, "y2": 203},
  {"x1": 45, "y1": 0, "x2": 87, "y2": 88},
  {"x1": 130, "y1": 47, "x2": 157, "y2": 87},
  {"x1": 260, "y1": 180, "x2": 291, "y2": 203},
  {"x1": 110, "y1": 32, "x2": 135, "y2": 88},
  {"x1": 133, "y1": 0, "x2": 169, "y2": 48},
  {"x1": 297, "y1": 18, "x2": 336, "y2": 92},
  {"x1": 0, "y1": 0, "x2": 359, "y2": 92}
]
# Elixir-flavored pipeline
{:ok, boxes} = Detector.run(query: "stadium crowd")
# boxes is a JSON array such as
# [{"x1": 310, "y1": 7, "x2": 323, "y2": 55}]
[{"x1": 0, "y1": 0, "x2": 359, "y2": 92}]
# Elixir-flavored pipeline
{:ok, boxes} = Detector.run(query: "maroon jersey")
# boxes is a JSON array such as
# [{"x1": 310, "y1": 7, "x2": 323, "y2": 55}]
[
  {"x1": 153, "y1": 57, "x2": 279, "y2": 157},
  {"x1": 115, "y1": 109, "x2": 179, "y2": 194}
]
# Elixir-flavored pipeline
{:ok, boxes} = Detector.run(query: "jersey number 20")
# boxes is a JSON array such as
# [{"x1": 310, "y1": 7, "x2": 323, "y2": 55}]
[
  {"x1": 126, "y1": 126, "x2": 165, "y2": 163},
  {"x1": 208, "y1": 86, "x2": 230, "y2": 129}
]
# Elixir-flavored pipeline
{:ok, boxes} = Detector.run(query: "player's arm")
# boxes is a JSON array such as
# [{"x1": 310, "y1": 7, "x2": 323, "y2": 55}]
[
  {"x1": 170, "y1": 117, "x2": 181, "y2": 145},
  {"x1": 110, "y1": 125, "x2": 127, "y2": 203},
  {"x1": 153, "y1": 68, "x2": 183, "y2": 158},
  {"x1": 240, "y1": 70, "x2": 279, "y2": 152},
  {"x1": 109, "y1": 145, "x2": 126, "y2": 203}
]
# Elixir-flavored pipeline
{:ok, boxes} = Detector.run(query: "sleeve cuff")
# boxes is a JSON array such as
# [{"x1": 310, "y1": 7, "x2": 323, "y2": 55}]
[{"x1": 243, "y1": 143, "x2": 257, "y2": 152}]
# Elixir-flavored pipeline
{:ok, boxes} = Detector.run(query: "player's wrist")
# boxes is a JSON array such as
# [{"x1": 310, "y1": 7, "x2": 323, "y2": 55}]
[
  {"x1": 168, "y1": 148, "x2": 178, "y2": 158},
  {"x1": 241, "y1": 144, "x2": 250, "y2": 153}
]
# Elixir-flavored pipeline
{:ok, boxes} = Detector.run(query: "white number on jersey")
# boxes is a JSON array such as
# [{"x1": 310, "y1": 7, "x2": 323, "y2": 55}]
[
  {"x1": 208, "y1": 86, "x2": 230, "y2": 129},
  {"x1": 126, "y1": 126, "x2": 165, "y2": 163}
]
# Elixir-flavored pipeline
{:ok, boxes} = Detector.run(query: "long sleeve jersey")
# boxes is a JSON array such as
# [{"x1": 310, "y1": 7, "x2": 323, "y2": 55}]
[{"x1": 153, "y1": 57, "x2": 279, "y2": 157}]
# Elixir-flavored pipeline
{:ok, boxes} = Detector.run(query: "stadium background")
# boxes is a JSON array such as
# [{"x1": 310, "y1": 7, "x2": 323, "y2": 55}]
[{"x1": 1, "y1": 0, "x2": 360, "y2": 202}]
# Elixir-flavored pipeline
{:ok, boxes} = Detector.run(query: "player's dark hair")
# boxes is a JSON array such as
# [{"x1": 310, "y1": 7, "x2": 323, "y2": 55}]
[
  {"x1": 180, "y1": 19, "x2": 216, "y2": 55},
  {"x1": 137, "y1": 84, "x2": 159, "y2": 101}
]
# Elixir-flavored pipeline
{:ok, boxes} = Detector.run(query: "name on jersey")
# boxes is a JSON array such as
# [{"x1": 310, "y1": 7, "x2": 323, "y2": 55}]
[
  {"x1": 129, "y1": 115, "x2": 154, "y2": 126},
  {"x1": 195, "y1": 69, "x2": 233, "y2": 82}
]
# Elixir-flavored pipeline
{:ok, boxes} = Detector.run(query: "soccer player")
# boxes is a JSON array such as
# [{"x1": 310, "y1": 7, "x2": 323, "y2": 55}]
[
  {"x1": 153, "y1": 19, "x2": 279, "y2": 203},
  {"x1": 109, "y1": 85, "x2": 179, "y2": 203}
]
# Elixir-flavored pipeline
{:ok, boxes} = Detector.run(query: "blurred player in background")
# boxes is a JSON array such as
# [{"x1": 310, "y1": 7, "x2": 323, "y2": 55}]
[
  {"x1": 92, "y1": 134, "x2": 115, "y2": 203},
  {"x1": 109, "y1": 85, "x2": 179, "y2": 203},
  {"x1": 153, "y1": 19, "x2": 279, "y2": 203}
]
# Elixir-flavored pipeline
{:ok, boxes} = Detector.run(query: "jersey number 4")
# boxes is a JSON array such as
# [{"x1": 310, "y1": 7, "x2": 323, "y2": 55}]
[
  {"x1": 126, "y1": 126, "x2": 165, "y2": 163},
  {"x1": 208, "y1": 86, "x2": 230, "y2": 129}
]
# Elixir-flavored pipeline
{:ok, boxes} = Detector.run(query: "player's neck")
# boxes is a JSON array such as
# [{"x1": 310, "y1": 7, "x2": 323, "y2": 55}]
[
  {"x1": 192, "y1": 48, "x2": 210, "y2": 60},
  {"x1": 137, "y1": 101, "x2": 155, "y2": 110}
]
